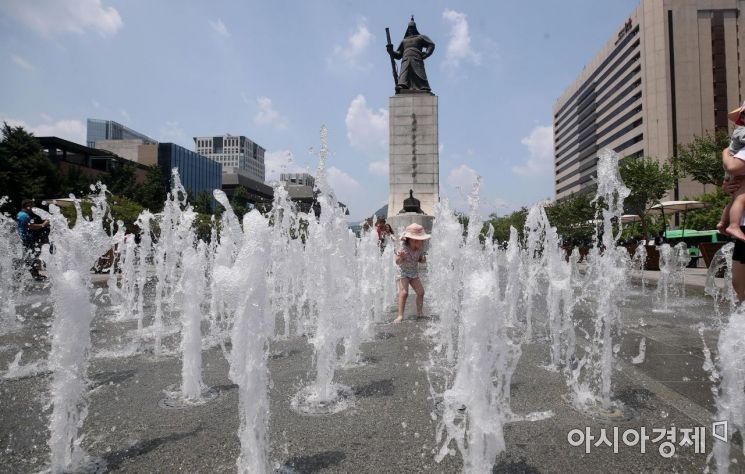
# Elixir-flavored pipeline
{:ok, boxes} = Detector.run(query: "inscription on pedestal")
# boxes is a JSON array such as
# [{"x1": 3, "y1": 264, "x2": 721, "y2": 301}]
[{"x1": 388, "y1": 94, "x2": 439, "y2": 217}]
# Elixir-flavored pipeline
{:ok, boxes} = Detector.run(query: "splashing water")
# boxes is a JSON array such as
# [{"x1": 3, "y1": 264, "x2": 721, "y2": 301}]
[
  {"x1": 705, "y1": 243, "x2": 735, "y2": 318},
  {"x1": 292, "y1": 126, "x2": 357, "y2": 413},
  {"x1": 570, "y1": 148, "x2": 630, "y2": 410},
  {"x1": 37, "y1": 185, "x2": 112, "y2": 473},
  {"x1": 709, "y1": 307, "x2": 745, "y2": 473},
  {"x1": 228, "y1": 210, "x2": 274, "y2": 473},
  {"x1": 434, "y1": 270, "x2": 520, "y2": 472},
  {"x1": 0, "y1": 196, "x2": 24, "y2": 333},
  {"x1": 631, "y1": 244, "x2": 647, "y2": 293}
]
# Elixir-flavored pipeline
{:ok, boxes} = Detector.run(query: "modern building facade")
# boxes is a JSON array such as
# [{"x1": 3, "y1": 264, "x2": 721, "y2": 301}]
[
  {"x1": 158, "y1": 143, "x2": 222, "y2": 201},
  {"x1": 94, "y1": 139, "x2": 158, "y2": 166},
  {"x1": 554, "y1": 0, "x2": 745, "y2": 201},
  {"x1": 280, "y1": 173, "x2": 315, "y2": 188},
  {"x1": 39, "y1": 136, "x2": 149, "y2": 184},
  {"x1": 194, "y1": 135, "x2": 266, "y2": 183},
  {"x1": 87, "y1": 119, "x2": 157, "y2": 148}
]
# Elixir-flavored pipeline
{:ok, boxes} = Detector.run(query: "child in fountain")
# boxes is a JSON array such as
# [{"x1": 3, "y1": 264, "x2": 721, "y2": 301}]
[
  {"x1": 717, "y1": 100, "x2": 745, "y2": 241},
  {"x1": 394, "y1": 223, "x2": 430, "y2": 323}
]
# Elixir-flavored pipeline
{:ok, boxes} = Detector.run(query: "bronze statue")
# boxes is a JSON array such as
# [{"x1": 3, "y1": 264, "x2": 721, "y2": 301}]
[{"x1": 386, "y1": 16, "x2": 435, "y2": 93}]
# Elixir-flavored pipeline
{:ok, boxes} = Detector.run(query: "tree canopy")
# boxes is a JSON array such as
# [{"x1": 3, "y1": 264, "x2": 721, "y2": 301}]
[{"x1": 619, "y1": 155, "x2": 677, "y2": 237}]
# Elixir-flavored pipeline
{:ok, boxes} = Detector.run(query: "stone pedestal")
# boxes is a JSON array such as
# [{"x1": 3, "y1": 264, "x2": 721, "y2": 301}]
[{"x1": 388, "y1": 93, "x2": 439, "y2": 218}]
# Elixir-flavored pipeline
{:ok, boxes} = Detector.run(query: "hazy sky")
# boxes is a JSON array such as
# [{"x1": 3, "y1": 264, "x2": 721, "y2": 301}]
[{"x1": 0, "y1": 0, "x2": 639, "y2": 220}]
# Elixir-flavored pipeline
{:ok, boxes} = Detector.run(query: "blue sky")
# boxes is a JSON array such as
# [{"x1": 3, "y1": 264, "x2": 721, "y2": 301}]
[{"x1": 0, "y1": 0, "x2": 639, "y2": 220}]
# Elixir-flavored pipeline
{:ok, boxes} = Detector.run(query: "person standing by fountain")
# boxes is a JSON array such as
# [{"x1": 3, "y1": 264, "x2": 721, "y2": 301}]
[
  {"x1": 722, "y1": 139, "x2": 745, "y2": 301},
  {"x1": 16, "y1": 199, "x2": 48, "y2": 281},
  {"x1": 394, "y1": 223, "x2": 430, "y2": 323}
]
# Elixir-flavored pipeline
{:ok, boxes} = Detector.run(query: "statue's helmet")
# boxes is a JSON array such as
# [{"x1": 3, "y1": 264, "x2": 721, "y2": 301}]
[{"x1": 405, "y1": 15, "x2": 420, "y2": 37}]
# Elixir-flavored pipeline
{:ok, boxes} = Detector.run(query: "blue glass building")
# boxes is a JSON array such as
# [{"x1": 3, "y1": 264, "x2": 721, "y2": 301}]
[{"x1": 158, "y1": 143, "x2": 222, "y2": 207}]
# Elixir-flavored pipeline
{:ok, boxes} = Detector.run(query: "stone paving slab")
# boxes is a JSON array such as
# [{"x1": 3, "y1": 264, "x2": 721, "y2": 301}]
[{"x1": 1, "y1": 288, "x2": 744, "y2": 473}]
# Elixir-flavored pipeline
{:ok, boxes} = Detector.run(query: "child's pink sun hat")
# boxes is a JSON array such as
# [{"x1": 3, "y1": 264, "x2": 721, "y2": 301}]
[
  {"x1": 400, "y1": 223, "x2": 431, "y2": 241},
  {"x1": 727, "y1": 100, "x2": 745, "y2": 123}
]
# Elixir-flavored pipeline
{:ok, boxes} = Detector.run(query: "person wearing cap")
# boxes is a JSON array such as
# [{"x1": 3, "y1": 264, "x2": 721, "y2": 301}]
[{"x1": 393, "y1": 223, "x2": 430, "y2": 323}]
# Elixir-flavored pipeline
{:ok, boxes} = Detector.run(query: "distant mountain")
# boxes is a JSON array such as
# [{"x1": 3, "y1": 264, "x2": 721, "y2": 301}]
[
  {"x1": 373, "y1": 205, "x2": 387, "y2": 218},
  {"x1": 347, "y1": 204, "x2": 388, "y2": 228}
]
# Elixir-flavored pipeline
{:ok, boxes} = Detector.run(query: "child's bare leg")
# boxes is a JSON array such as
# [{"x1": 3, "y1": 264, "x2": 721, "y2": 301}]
[
  {"x1": 395, "y1": 278, "x2": 410, "y2": 323},
  {"x1": 410, "y1": 278, "x2": 425, "y2": 318},
  {"x1": 727, "y1": 189, "x2": 745, "y2": 241},
  {"x1": 717, "y1": 203, "x2": 730, "y2": 233}
]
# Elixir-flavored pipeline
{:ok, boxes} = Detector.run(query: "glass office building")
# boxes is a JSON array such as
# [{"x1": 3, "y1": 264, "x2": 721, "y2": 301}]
[
  {"x1": 158, "y1": 143, "x2": 222, "y2": 204},
  {"x1": 87, "y1": 119, "x2": 157, "y2": 147},
  {"x1": 194, "y1": 135, "x2": 266, "y2": 182}
]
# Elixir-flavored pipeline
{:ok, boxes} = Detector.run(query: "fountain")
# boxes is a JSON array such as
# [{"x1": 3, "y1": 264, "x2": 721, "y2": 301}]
[
  {"x1": 1, "y1": 131, "x2": 742, "y2": 473},
  {"x1": 227, "y1": 210, "x2": 274, "y2": 473},
  {"x1": 434, "y1": 270, "x2": 519, "y2": 472},
  {"x1": 291, "y1": 126, "x2": 357, "y2": 415},
  {"x1": 567, "y1": 148, "x2": 630, "y2": 412},
  {"x1": 631, "y1": 244, "x2": 647, "y2": 293},
  {"x1": 0, "y1": 197, "x2": 24, "y2": 332},
  {"x1": 36, "y1": 186, "x2": 112, "y2": 473},
  {"x1": 705, "y1": 243, "x2": 736, "y2": 318}
]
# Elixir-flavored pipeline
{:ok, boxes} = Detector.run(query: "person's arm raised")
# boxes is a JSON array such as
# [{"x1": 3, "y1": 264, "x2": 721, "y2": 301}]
[{"x1": 723, "y1": 147, "x2": 745, "y2": 175}]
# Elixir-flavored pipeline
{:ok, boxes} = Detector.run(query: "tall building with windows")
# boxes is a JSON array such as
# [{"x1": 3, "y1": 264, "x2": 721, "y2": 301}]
[
  {"x1": 194, "y1": 135, "x2": 266, "y2": 182},
  {"x1": 86, "y1": 119, "x2": 157, "y2": 148},
  {"x1": 554, "y1": 0, "x2": 745, "y2": 201}
]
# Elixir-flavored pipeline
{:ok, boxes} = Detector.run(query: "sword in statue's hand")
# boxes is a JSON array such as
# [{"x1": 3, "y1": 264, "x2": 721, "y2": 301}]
[{"x1": 385, "y1": 27, "x2": 399, "y2": 92}]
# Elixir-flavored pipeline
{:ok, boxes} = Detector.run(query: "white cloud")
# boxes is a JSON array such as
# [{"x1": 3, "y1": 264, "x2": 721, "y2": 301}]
[
  {"x1": 91, "y1": 100, "x2": 101, "y2": 108},
  {"x1": 6, "y1": 0, "x2": 123, "y2": 38},
  {"x1": 120, "y1": 109, "x2": 130, "y2": 122},
  {"x1": 447, "y1": 164, "x2": 479, "y2": 192},
  {"x1": 159, "y1": 121, "x2": 188, "y2": 147},
  {"x1": 512, "y1": 125, "x2": 554, "y2": 176},
  {"x1": 327, "y1": 166, "x2": 362, "y2": 198},
  {"x1": 345, "y1": 95, "x2": 388, "y2": 156},
  {"x1": 368, "y1": 159, "x2": 388, "y2": 176},
  {"x1": 1, "y1": 115, "x2": 86, "y2": 144},
  {"x1": 444, "y1": 164, "x2": 480, "y2": 213},
  {"x1": 264, "y1": 150, "x2": 307, "y2": 182},
  {"x1": 209, "y1": 18, "x2": 229, "y2": 37},
  {"x1": 442, "y1": 9, "x2": 481, "y2": 70},
  {"x1": 254, "y1": 96, "x2": 288, "y2": 130},
  {"x1": 11, "y1": 54, "x2": 34, "y2": 71},
  {"x1": 330, "y1": 21, "x2": 374, "y2": 72}
]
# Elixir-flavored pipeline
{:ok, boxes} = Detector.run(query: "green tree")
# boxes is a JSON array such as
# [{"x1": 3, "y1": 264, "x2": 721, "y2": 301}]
[
  {"x1": 0, "y1": 123, "x2": 62, "y2": 210},
  {"x1": 619, "y1": 156, "x2": 677, "y2": 238},
  {"x1": 192, "y1": 190, "x2": 214, "y2": 215},
  {"x1": 230, "y1": 186, "x2": 251, "y2": 220},
  {"x1": 60, "y1": 166, "x2": 96, "y2": 197},
  {"x1": 545, "y1": 192, "x2": 596, "y2": 243},
  {"x1": 675, "y1": 129, "x2": 729, "y2": 187},
  {"x1": 109, "y1": 195, "x2": 145, "y2": 234},
  {"x1": 105, "y1": 160, "x2": 139, "y2": 199},
  {"x1": 682, "y1": 188, "x2": 730, "y2": 231},
  {"x1": 483, "y1": 207, "x2": 529, "y2": 243},
  {"x1": 139, "y1": 165, "x2": 167, "y2": 213}
]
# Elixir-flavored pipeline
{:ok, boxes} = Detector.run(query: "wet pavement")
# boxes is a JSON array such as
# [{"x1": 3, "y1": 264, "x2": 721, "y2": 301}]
[{"x1": 1, "y1": 279, "x2": 744, "y2": 473}]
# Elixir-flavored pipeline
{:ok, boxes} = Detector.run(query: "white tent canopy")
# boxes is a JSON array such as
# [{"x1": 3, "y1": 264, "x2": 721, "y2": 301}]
[
  {"x1": 621, "y1": 214, "x2": 641, "y2": 223},
  {"x1": 647, "y1": 200, "x2": 710, "y2": 214}
]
